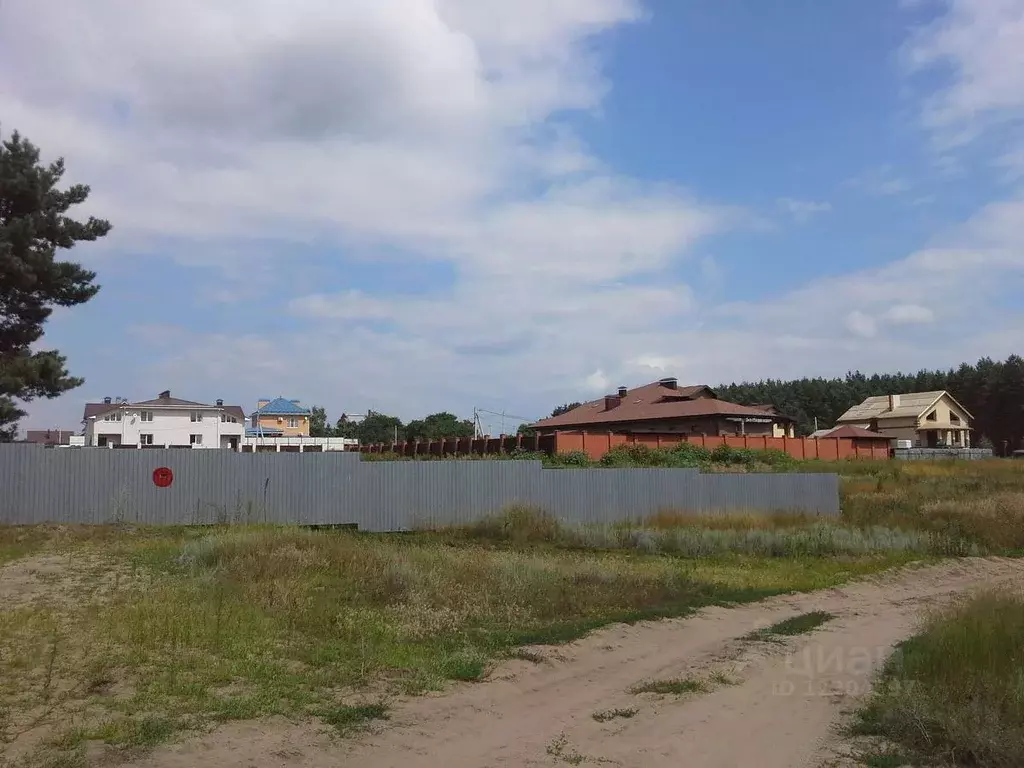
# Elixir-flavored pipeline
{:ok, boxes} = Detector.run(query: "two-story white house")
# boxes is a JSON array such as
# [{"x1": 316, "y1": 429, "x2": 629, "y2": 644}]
[{"x1": 82, "y1": 390, "x2": 246, "y2": 450}]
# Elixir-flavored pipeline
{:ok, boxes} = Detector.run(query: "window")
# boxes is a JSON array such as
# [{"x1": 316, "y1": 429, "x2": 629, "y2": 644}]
[
  {"x1": 190, "y1": 411, "x2": 202, "y2": 422},
  {"x1": 140, "y1": 434, "x2": 154, "y2": 446},
  {"x1": 287, "y1": 417, "x2": 298, "y2": 428},
  {"x1": 926, "y1": 410, "x2": 937, "y2": 421},
  {"x1": 140, "y1": 411, "x2": 153, "y2": 422},
  {"x1": 190, "y1": 434, "x2": 202, "y2": 445},
  {"x1": 950, "y1": 413, "x2": 961, "y2": 425},
  {"x1": 220, "y1": 413, "x2": 226, "y2": 422},
  {"x1": 103, "y1": 411, "x2": 122, "y2": 422}
]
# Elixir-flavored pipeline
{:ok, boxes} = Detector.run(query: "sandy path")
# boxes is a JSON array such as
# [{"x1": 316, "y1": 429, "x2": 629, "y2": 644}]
[{"x1": 130, "y1": 557, "x2": 1024, "y2": 768}]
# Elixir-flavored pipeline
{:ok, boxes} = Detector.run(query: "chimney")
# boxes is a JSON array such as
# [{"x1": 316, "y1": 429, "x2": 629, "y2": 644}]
[
  {"x1": 888, "y1": 393, "x2": 900, "y2": 411},
  {"x1": 604, "y1": 394, "x2": 621, "y2": 411},
  {"x1": 659, "y1": 377, "x2": 678, "y2": 390},
  {"x1": 216, "y1": 399, "x2": 224, "y2": 407},
  {"x1": 617, "y1": 386, "x2": 628, "y2": 398},
  {"x1": 103, "y1": 397, "x2": 112, "y2": 404},
  {"x1": 257, "y1": 399, "x2": 270, "y2": 409},
  {"x1": 159, "y1": 390, "x2": 171, "y2": 399}
]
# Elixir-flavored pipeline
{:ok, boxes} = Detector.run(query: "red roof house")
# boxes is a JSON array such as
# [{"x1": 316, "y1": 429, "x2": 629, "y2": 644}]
[{"x1": 531, "y1": 378, "x2": 794, "y2": 437}]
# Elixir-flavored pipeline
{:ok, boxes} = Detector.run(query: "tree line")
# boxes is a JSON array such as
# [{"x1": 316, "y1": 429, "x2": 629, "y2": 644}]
[
  {"x1": 309, "y1": 408, "x2": 476, "y2": 444},
  {"x1": 716, "y1": 355, "x2": 1024, "y2": 452}
]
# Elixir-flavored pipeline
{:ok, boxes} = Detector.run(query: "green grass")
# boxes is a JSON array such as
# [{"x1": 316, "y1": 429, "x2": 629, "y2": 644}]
[
  {"x1": 630, "y1": 678, "x2": 709, "y2": 695},
  {"x1": 318, "y1": 703, "x2": 389, "y2": 734},
  {"x1": 0, "y1": 524, "x2": 910, "y2": 765},
  {"x1": 852, "y1": 591, "x2": 1024, "y2": 767},
  {"x1": 744, "y1": 611, "x2": 835, "y2": 642}
]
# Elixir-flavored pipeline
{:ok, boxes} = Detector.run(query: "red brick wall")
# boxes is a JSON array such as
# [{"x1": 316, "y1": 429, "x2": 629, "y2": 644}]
[
  {"x1": 355, "y1": 431, "x2": 891, "y2": 461},
  {"x1": 550, "y1": 431, "x2": 891, "y2": 461}
]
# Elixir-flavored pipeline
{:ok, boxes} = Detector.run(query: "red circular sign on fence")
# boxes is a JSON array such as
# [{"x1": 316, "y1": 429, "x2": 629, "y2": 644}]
[{"x1": 153, "y1": 467, "x2": 174, "y2": 488}]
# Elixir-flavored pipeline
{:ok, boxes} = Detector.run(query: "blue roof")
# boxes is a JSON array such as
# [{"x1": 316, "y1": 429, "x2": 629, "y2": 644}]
[
  {"x1": 255, "y1": 397, "x2": 311, "y2": 415},
  {"x1": 246, "y1": 426, "x2": 284, "y2": 437}
]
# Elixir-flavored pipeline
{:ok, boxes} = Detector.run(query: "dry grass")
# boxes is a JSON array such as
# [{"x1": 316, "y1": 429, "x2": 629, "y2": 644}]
[
  {"x1": 836, "y1": 459, "x2": 1024, "y2": 552},
  {"x1": 854, "y1": 591, "x2": 1024, "y2": 767},
  {"x1": 446, "y1": 506, "x2": 972, "y2": 558},
  {"x1": 0, "y1": 525, "x2": 906, "y2": 766}
]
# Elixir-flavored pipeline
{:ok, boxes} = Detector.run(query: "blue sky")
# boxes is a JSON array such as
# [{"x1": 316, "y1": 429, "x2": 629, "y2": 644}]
[{"x1": 3, "y1": 0, "x2": 1023, "y2": 435}]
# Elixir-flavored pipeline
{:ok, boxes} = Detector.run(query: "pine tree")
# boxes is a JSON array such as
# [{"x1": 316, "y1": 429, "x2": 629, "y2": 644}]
[{"x1": 0, "y1": 130, "x2": 110, "y2": 439}]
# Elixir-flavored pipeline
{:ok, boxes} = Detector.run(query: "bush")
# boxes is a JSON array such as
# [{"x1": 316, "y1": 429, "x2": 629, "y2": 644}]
[
  {"x1": 669, "y1": 441, "x2": 712, "y2": 465},
  {"x1": 546, "y1": 450, "x2": 592, "y2": 468}
]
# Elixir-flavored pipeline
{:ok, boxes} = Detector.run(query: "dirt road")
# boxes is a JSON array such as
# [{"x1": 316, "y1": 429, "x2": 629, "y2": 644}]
[{"x1": 133, "y1": 557, "x2": 1024, "y2": 768}]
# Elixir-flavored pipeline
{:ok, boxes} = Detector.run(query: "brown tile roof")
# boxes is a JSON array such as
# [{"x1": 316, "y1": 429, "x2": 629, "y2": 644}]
[
  {"x1": 817, "y1": 425, "x2": 890, "y2": 440},
  {"x1": 532, "y1": 380, "x2": 791, "y2": 430}
]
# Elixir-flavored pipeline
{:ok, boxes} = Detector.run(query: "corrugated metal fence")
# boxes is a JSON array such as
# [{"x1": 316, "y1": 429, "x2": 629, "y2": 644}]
[{"x1": 0, "y1": 445, "x2": 840, "y2": 529}]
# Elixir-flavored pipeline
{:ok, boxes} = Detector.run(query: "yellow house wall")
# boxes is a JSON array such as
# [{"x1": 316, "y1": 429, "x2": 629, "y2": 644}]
[
  {"x1": 919, "y1": 395, "x2": 971, "y2": 431},
  {"x1": 256, "y1": 414, "x2": 309, "y2": 436}
]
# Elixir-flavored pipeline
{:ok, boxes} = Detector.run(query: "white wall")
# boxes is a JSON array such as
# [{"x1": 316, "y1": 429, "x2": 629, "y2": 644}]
[{"x1": 86, "y1": 406, "x2": 244, "y2": 448}]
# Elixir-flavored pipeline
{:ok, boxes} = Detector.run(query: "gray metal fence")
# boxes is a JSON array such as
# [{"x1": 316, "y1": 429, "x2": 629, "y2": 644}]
[
  {"x1": 0, "y1": 445, "x2": 840, "y2": 529},
  {"x1": 893, "y1": 447, "x2": 994, "y2": 461}
]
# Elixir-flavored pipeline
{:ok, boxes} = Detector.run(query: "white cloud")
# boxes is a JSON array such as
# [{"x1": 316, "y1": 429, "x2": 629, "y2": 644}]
[
  {"x1": 844, "y1": 311, "x2": 878, "y2": 339},
  {"x1": 884, "y1": 304, "x2": 936, "y2": 325},
  {"x1": 905, "y1": 0, "x2": 1024, "y2": 149},
  {"x1": 584, "y1": 370, "x2": 612, "y2": 393},
  {"x1": 777, "y1": 198, "x2": 832, "y2": 222}
]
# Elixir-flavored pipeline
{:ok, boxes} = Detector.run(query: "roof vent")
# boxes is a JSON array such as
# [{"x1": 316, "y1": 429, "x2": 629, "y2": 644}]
[
  {"x1": 617, "y1": 386, "x2": 628, "y2": 398},
  {"x1": 658, "y1": 377, "x2": 678, "y2": 390},
  {"x1": 216, "y1": 399, "x2": 224, "y2": 407},
  {"x1": 159, "y1": 390, "x2": 171, "y2": 399},
  {"x1": 103, "y1": 396, "x2": 112, "y2": 404}
]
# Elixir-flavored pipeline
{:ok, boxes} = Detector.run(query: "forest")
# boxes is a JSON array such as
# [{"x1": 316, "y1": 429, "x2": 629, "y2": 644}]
[{"x1": 717, "y1": 355, "x2": 1024, "y2": 452}]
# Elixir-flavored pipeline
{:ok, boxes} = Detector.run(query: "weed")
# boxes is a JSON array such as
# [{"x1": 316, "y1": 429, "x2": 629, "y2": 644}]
[
  {"x1": 709, "y1": 671, "x2": 736, "y2": 686},
  {"x1": 440, "y1": 650, "x2": 488, "y2": 681},
  {"x1": 592, "y1": 707, "x2": 638, "y2": 722},
  {"x1": 857, "y1": 750, "x2": 912, "y2": 768},
  {"x1": 545, "y1": 733, "x2": 587, "y2": 764},
  {"x1": 744, "y1": 611, "x2": 834, "y2": 642},
  {"x1": 630, "y1": 678, "x2": 709, "y2": 695},
  {"x1": 318, "y1": 702, "x2": 389, "y2": 734}
]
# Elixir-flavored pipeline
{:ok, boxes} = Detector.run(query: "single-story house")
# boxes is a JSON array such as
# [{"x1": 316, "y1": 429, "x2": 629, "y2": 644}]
[
  {"x1": 808, "y1": 424, "x2": 892, "y2": 450},
  {"x1": 530, "y1": 378, "x2": 795, "y2": 437},
  {"x1": 835, "y1": 391, "x2": 972, "y2": 448}
]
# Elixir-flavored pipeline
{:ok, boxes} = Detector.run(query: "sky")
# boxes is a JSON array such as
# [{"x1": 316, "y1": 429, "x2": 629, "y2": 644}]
[{"x1": 3, "y1": 0, "x2": 1023, "y2": 435}]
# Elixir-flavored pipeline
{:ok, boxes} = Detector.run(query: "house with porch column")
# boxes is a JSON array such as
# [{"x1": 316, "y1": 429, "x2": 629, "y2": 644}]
[{"x1": 835, "y1": 391, "x2": 972, "y2": 448}]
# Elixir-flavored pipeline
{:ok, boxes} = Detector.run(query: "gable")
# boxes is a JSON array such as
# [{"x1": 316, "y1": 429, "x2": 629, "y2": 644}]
[{"x1": 921, "y1": 393, "x2": 972, "y2": 424}]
